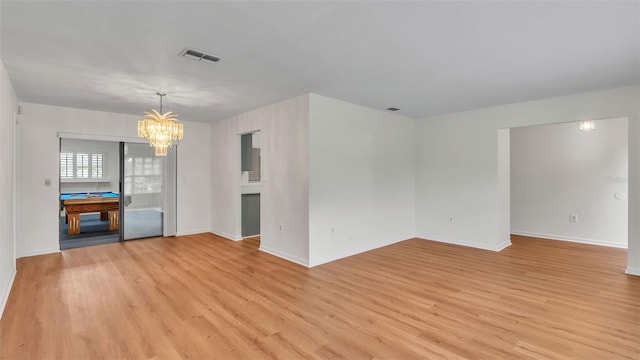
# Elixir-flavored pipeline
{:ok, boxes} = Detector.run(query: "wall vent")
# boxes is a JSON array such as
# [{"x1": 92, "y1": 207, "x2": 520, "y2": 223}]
[
  {"x1": 386, "y1": 107, "x2": 400, "y2": 111},
  {"x1": 180, "y1": 48, "x2": 222, "y2": 63}
]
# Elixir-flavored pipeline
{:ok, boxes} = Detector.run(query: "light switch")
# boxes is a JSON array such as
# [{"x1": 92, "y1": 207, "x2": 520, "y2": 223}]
[{"x1": 44, "y1": 179, "x2": 51, "y2": 187}]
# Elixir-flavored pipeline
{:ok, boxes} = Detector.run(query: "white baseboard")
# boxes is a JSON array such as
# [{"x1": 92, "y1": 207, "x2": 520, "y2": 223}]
[
  {"x1": 625, "y1": 267, "x2": 640, "y2": 276},
  {"x1": 308, "y1": 236, "x2": 411, "y2": 267},
  {"x1": 175, "y1": 229, "x2": 211, "y2": 237},
  {"x1": 209, "y1": 229, "x2": 242, "y2": 241},
  {"x1": 494, "y1": 240, "x2": 512, "y2": 251},
  {"x1": 0, "y1": 267, "x2": 16, "y2": 319},
  {"x1": 17, "y1": 247, "x2": 60, "y2": 258},
  {"x1": 511, "y1": 230, "x2": 627, "y2": 249},
  {"x1": 259, "y1": 246, "x2": 309, "y2": 267},
  {"x1": 416, "y1": 233, "x2": 511, "y2": 252}
]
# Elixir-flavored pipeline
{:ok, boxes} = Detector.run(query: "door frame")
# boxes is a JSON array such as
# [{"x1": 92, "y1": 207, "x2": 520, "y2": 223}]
[{"x1": 57, "y1": 132, "x2": 177, "y2": 242}]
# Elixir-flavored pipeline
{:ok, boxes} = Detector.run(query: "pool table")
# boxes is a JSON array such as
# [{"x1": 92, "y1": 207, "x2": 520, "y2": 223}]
[{"x1": 61, "y1": 192, "x2": 119, "y2": 235}]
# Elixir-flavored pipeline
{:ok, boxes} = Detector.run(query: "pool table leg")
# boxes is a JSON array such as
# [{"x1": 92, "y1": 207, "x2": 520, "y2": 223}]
[
  {"x1": 68, "y1": 213, "x2": 80, "y2": 235},
  {"x1": 109, "y1": 211, "x2": 119, "y2": 231},
  {"x1": 100, "y1": 212, "x2": 108, "y2": 221}
]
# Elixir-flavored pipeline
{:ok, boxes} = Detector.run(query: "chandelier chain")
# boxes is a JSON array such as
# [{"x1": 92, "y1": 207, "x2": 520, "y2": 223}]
[{"x1": 156, "y1": 92, "x2": 166, "y2": 113}]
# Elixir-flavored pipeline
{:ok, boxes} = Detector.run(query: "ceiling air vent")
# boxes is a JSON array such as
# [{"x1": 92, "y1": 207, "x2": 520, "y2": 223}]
[
  {"x1": 180, "y1": 48, "x2": 222, "y2": 63},
  {"x1": 386, "y1": 107, "x2": 400, "y2": 112}
]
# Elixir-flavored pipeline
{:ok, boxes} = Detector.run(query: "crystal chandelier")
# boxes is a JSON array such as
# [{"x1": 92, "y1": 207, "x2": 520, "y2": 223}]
[{"x1": 138, "y1": 92, "x2": 184, "y2": 156}]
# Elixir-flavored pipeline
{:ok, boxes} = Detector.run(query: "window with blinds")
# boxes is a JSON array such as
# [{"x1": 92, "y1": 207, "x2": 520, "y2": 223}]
[
  {"x1": 59, "y1": 152, "x2": 104, "y2": 181},
  {"x1": 60, "y1": 153, "x2": 74, "y2": 179},
  {"x1": 76, "y1": 153, "x2": 89, "y2": 178},
  {"x1": 92, "y1": 154, "x2": 103, "y2": 178}
]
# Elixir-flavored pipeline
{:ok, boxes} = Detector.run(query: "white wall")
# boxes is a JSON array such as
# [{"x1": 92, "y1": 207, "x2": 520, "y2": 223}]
[
  {"x1": 0, "y1": 58, "x2": 18, "y2": 318},
  {"x1": 210, "y1": 94, "x2": 309, "y2": 265},
  {"x1": 60, "y1": 138, "x2": 119, "y2": 193},
  {"x1": 308, "y1": 94, "x2": 416, "y2": 266},
  {"x1": 16, "y1": 102, "x2": 210, "y2": 257},
  {"x1": 415, "y1": 86, "x2": 640, "y2": 274},
  {"x1": 175, "y1": 118, "x2": 211, "y2": 235},
  {"x1": 511, "y1": 118, "x2": 628, "y2": 247}
]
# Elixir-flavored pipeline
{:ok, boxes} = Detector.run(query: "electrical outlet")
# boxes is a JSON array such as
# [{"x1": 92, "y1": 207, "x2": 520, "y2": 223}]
[
  {"x1": 448, "y1": 216, "x2": 455, "y2": 223},
  {"x1": 331, "y1": 227, "x2": 335, "y2": 234},
  {"x1": 570, "y1": 214, "x2": 578, "y2": 223},
  {"x1": 279, "y1": 224, "x2": 284, "y2": 233}
]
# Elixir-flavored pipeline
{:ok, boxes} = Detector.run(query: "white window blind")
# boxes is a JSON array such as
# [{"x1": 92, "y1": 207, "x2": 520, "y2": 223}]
[
  {"x1": 60, "y1": 153, "x2": 74, "y2": 179},
  {"x1": 60, "y1": 152, "x2": 105, "y2": 181},
  {"x1": 91, "y1": 154, "x2": 103, "y2": 178},
  {"x1": 76, "y1": 153, "x2": 89, "y2": 178}
]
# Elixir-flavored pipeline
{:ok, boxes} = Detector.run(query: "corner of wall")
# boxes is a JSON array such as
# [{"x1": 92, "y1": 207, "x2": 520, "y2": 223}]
[
  {"x1": 624, "y1": 267, "x2": 640, "y2": 276},
  {"x1": 259, "y1": 245, "x2": 309, "y2": 267},
  {"x1": 0, "y1": 267, "x2": 16, "y2": 319},
  {"x1": 0, "y1": 57, "x2": 18, "y2": 319},
  {"x1": 416, "y1": 234, "x2": 511, "y2": 252}
]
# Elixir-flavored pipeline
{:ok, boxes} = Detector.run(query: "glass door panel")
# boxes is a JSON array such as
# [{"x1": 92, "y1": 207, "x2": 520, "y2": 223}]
[{"x1": 122, "y1": 143, "x2": 163, "y2": 240}]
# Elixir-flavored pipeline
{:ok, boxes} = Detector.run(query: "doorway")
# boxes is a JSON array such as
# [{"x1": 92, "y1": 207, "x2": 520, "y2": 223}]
[
  {"x1": 240, "y1": 131, "x2": 261, "y2": 244},
  {"x1": 59, "y1": 139, "x2": 120, "y2": 249},
  {"x1": 58, "y1": 136, "x2": 176, "y2": 249},
  {"x1": 506, "y1": 118, "x2": 629, "y2": 248}
]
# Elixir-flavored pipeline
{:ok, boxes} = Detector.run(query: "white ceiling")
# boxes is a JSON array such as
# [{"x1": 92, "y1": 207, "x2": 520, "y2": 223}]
[{"x1": 1, "y1": 1, "x2": 638, "y2": 123}]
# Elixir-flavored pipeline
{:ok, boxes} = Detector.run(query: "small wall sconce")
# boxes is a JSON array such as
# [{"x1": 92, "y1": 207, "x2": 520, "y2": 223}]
[{"x1": 579, "y1": 120, "x2": 595, "y2": 132}]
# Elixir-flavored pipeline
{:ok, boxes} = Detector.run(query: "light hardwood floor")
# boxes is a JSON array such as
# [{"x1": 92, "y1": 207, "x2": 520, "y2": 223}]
[{"x1": 1, "y1": 234, "x2": 639, "y2": 359}]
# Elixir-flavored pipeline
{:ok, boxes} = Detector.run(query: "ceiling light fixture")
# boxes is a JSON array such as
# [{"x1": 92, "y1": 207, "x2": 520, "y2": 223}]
[
  {"x1": 138, "y1": 92, "x2": 184, "y2": 156},
  {"x1": 579, "y1": 120, "x2": 595, "y2": 132}
]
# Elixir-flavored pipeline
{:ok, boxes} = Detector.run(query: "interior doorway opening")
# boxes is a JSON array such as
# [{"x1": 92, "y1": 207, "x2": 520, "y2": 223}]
[
  {"x1": 59, "y1": 138, "x2": 120, "y2": 249},
  {"x1": 58, "y1": 136, "x2": 177, "y2": 249},
  {"x1": 240, "y1": 131, "x2": 261, "y2": 246},
  {"x1": 498, "y1": 117, "x2": 629, "y2": 263}
]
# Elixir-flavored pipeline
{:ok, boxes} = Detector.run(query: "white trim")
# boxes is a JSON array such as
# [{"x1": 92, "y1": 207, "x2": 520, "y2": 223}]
[
  {"x1": 60, "y1": 180, "x2": 110, "y2": 184},
  {"x1": 209, "y1": 229, "x2": 242, "y2": 241},
  {"x1": 416, "y1": 233, "x2": 512, "y2": 252},
  {"x1": 0, "y1": 267, "x2": 16, "y2": 319},
  {"x1": 510, "y1": 230, "x2": 627, "y2": 249},
  {"x1": 17, "y1": 247, "x2": 61, "y2": 258},
  {"x1": 624, "y1": 267, "x2": 640, "y2": 276},
  {"x1": 308, "y1": 236, "x2": 410, "y2": 267},
  {"x1": 13, "y1": 110, "x2": 17, "y2": 271},
  {"x1": 259, "y1": 246, "x2": 309, "y2": 267},
  {"x1": 58, "y1": 131, "x2": 148, "y2": 144},
  {"x1": 175, "y1": 229, "x2": 210, "y2": 237},
  {"x1": 242, "y1": 234, "x2": 260, "y2": 239},
  {"x1": 163, "y1": 146, "x2": 178, "y2": 237}
]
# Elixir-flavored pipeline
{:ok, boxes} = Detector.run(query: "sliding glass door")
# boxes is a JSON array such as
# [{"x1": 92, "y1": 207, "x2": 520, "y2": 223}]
[
  {"x1": 59, "y1": 134, "x2": 177, "y2": 249},
  {"x1": 121, "y1": 143, "x2": 164, "y2": 240}
]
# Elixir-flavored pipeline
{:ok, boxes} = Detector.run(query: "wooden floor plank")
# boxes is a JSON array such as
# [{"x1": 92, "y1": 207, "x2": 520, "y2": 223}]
[{"x1": 1, "y1": 234, "x2": 639, "y2": 359}]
